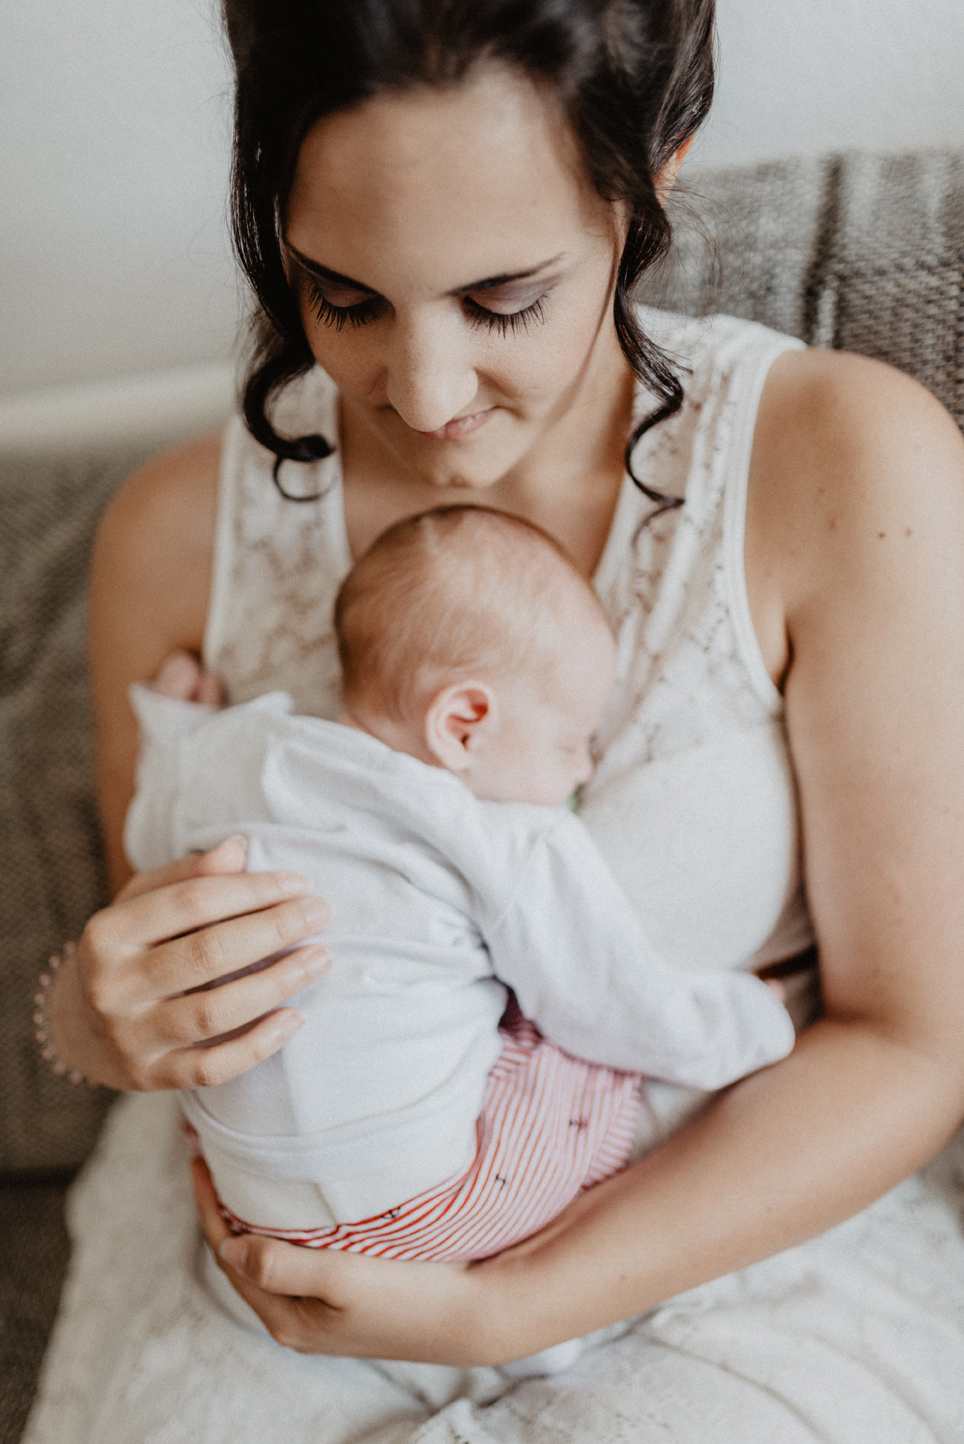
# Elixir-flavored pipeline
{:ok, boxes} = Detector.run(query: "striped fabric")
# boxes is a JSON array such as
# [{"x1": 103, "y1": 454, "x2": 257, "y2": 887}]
[{"x1": 218, "y1": 1007, "x2": 641, "y2": 1262}]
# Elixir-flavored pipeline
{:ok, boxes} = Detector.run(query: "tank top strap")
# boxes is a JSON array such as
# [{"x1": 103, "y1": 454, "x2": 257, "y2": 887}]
[
  {"x1": 203, "y1": 367, "x2": 351, "y2": 716},
  {"x1": 585, "y1": 311, "x2": 812, "y2": 972},
  {"x1": 592, "y1": 310, "x2": 805, "y2": 775}
]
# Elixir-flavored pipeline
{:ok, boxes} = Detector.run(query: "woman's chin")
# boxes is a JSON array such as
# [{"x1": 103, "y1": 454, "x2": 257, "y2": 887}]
[
  {"x1": 416, "y1": 463, "x2": 508, "y2": 493},
  {"x1": 392, "y1": 433, "x2": 533, "y2": 494}
]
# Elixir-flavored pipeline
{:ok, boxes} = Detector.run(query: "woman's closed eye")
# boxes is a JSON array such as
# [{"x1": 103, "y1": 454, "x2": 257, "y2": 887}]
[
  {"x1": 463, "y1": 292, "x2": 549, "y2": 336},
  {"x1": 304, "y1": 277, "x2": 552, "y2": 336},
  {"x1": 458, "y1": 277, "x2": 556, "y2": 335},
  {"x1": 306, "y1": 280, "x2": 385, "y2": 331}
]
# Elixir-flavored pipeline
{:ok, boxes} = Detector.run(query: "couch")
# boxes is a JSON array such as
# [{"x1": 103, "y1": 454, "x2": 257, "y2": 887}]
[{"x1": 1, "y1": 148, "x2": 962, "y2": 1443}]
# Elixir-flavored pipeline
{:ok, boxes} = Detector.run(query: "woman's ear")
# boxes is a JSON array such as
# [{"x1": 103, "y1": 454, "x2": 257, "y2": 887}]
[
  {"x1": 423, "y1": 682, "x2": 496, "y2": 773},
  {"x1": 655, "y1": 134, "x2": 695, "y2": 200}
]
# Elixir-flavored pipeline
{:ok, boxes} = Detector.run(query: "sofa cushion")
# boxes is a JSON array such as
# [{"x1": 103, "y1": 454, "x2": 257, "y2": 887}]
[
  {"x1": 656, "y1": 148, "x2": 964, "y2": 430},
  {"x1": 0, "y1": 446, "x2": 158, "y2": 1176}
]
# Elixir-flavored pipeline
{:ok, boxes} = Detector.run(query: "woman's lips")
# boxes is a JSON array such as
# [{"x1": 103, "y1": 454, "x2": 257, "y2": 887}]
[{"x1": 418, "y1": 408, "x2": 495, "y2": 441}]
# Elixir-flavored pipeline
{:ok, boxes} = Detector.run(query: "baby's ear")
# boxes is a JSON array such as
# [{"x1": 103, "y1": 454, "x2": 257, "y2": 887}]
[{"x1": 423, "y1": 683, "x2": 495, "y2": 771}]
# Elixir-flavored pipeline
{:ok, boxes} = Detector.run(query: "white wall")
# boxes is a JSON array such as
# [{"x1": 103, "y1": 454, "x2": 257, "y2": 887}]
[
  {"x1": 3, "y1": 0, "x2": 964, "y2": 401},
  {"x1": 694, "y1": 0, "x2": 964, "y2": 167},
  {"x1": 2, "y1": 0, "x2": 237, "y2": 397}
]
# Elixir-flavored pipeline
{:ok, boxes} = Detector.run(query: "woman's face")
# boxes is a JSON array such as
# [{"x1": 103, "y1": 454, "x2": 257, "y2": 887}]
[{"x1": 283, "y1": 65, "x2": 628, "y2": 491}]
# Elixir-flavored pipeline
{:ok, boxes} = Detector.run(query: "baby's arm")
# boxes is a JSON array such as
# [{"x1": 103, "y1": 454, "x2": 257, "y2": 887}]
[{"x1": 484, "y1": 812, "x2": 795, "y2": 1090}]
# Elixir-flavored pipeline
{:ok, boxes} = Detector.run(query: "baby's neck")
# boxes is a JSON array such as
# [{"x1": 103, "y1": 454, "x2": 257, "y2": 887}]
[{"x1": 338, "y1": 707, "x2": 439, "y2": 771}]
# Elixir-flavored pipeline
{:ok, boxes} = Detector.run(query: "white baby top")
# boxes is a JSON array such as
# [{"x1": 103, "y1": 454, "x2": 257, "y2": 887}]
[
  {"x1": 125, "y1": 688, "x2": 793, "y2": 1228},
  {"x1": 204, "y1": 309, "x2": 813, "y2": 978}
]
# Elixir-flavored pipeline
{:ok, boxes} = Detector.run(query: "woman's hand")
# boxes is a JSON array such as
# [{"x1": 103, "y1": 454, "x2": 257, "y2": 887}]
[
  {"x1": 192, "y1": 1156, "x2": 499, "y2": 1364},
  {"x1": 49, "y1": 837, "x2": 332, "y2": 1091}
]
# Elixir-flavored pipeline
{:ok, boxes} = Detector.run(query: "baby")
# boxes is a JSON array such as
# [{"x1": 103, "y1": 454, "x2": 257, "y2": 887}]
[{"x1": 127, "y1": 506, "x2": 793, "y2": 1279}]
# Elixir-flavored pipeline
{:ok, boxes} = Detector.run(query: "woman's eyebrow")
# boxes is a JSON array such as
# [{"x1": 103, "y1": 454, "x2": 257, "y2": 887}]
[
  {"x1": 284, "y1": 246, "x2": 378, "y2": 294},
  {"x1": 283, "y1": 242, "x2": 564, "y2": 297},
  {"x1": 449, "y1": 257, "x2": 565, "y2": 295}
]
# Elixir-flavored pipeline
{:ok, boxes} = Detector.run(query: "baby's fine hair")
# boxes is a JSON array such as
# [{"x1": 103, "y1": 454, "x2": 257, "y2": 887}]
[{"x1": 334, "y1": 506, "x2": 610, "y2": 718}]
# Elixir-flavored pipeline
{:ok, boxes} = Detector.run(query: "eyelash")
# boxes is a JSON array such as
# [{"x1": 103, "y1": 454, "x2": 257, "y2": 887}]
[
  {"x1": 305, "y1": 281, "x2": 548, "y2": 336},
  {"x1": 306, "y1": 283, "x2": 383, "y2": 331},
  {"x1": 464, "y1": 295, "x2": 548, "y2": 336}
]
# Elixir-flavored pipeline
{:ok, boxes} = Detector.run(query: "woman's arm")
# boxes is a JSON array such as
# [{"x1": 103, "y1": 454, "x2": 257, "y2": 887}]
[
  {"x1": 49, "y1": 435, "x2": 333, "y2": 1090},
  {"x1": 197, "y1": 350, "x2": 964, "y2": 1363},
  {"x1": 89, "y1": 432, "x2": 221, "y2": 893}
]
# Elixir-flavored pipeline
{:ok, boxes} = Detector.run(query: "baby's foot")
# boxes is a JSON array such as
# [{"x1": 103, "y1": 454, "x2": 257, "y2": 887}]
[{"x1": 151, "y1": 650, "x2": 226, "y2": 707}]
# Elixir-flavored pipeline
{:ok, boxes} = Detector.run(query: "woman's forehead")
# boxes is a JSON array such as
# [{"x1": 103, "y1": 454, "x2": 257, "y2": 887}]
[{"x1": 285, "y1": 67, "x2": 610, "y2": 294}]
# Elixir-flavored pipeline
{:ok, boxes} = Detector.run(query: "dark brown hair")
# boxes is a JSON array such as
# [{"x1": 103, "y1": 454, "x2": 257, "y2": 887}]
[{"x1": 222, "y1": 0, "x2": 715, "y2": 506}]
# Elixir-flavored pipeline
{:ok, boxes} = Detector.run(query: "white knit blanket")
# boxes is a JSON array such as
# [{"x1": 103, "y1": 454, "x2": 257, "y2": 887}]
[{"x1": 24, "y1": 1091, "x2": 964, "y2": 1443}]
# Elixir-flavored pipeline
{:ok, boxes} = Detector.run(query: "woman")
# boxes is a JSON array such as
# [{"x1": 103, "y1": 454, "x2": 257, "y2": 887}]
[{"x1": 33, "y1": 0, "x2": 964, "y2": 1439}]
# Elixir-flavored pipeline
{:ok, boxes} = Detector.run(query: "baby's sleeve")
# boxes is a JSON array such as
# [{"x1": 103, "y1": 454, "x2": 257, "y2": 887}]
[
  {"x1": 122, "y1": 684, "x2": 220, "y2": 874},
  {"x1": 483, "y1": 812, "x2": 795, "y2": 1090}
]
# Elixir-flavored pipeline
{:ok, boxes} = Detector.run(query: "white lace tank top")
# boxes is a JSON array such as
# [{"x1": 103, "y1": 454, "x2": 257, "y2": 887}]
[{"x1": 204, "y1": 309, "x2": 812, "y2": 974}]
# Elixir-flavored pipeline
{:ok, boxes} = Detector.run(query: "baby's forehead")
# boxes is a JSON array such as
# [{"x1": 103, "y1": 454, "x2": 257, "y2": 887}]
[{"x1": 524, "y1": 608, "x2": 617, "y2": 694}]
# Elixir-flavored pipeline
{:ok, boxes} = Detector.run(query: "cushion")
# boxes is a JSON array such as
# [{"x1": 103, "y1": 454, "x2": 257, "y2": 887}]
[
  {"x1": 654, "y1": 148, "x2": 964, "y2": 430},
  {"x1": 0, "y1": 445, "x2": 158, "y2": 1176}
]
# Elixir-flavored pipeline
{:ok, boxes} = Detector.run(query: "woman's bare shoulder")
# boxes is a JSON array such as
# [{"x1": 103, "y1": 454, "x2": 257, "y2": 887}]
[
  {"x1": 747, "y1": 348, "x2": 964, "y2": 664},
  {"x1": 754, "y1": 348, "x2": 963, "y2": 544},
  {"x1": 98, "y1": 429, "x2": 222, "y2": 569},
  {"x1": 93, "y1": 429, "x2": 223, "y2": 647}
]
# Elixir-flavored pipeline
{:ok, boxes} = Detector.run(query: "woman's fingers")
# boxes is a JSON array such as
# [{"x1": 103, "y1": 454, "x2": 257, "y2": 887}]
[
  {"x1": 192, "y1": 1154, "x2": 347, "y2": 1306},
  {"x1": 211, "y1": 1226, "x2": 387, "y2": 1354},
  {"x1": 218, "y1": 1230, "x2": 350, "y2": 1300},
  {"x1": 115, "y1": 835, "x2": 249, "y2": 903},
  {"x1": 119, "y1": 889, "x2": 333, "y2": 999},
  {"x1": 191, "y1": 1156, "x2": 340, "y2": 1347},
  {"x1": 215, "y1": 1233, "x2": 482, "y2": 1360},
  {"x1": 162, "y1": 1006, "x2": 307, "y2": 1089},
  {"x1": 60, "y1": 837, "x2": 334, "y2": 1087},
  {"x1": 153, "y1": 943, "x2": 330, "y2": 1049},
  {"x1": 103, "y1": 870, "x2": 320, "y2": 956},
  {"x1": 78, "y1": 891, "x2": 331, "y2": 1083}
]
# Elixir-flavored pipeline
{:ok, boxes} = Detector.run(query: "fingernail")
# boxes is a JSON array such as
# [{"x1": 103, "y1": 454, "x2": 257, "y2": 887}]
[
  {"x1": 218, "y1": 1236, "x2": 248, "y2": 1268},
  {"x1": 219, "y1": 834, "x2": 248, "y2": 860},
  {"x1": 303, "y1": 950, "x2": 330, "y2": 979},
  {"x1": 303, "y1": 898, "x2": 332, "y2": 926},
  {"x1": 276, "y1": 1009, "x2": 305, "y2": 1040}
]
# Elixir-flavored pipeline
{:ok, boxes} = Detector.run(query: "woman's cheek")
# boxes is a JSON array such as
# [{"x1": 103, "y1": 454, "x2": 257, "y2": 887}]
[
  {"x1": 477, "y1": 315, "x2": 605, "y2": 412},
  {"x1": 302, "y1": 322, "x2": 385, "y2": 401},
  {"x1": 510, "y1": 295, "x2": 616, "y2": 407}
]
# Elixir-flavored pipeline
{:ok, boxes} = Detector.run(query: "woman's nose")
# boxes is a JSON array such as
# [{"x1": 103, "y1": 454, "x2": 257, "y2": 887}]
[{"x1": 383, "y1": 313, "x2": 478, "y2": 433}]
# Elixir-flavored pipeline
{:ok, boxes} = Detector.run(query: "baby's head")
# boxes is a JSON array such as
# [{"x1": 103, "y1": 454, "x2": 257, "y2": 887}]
[{"x1": 334, "y1": 506, "x2": 617, "y2": 806}]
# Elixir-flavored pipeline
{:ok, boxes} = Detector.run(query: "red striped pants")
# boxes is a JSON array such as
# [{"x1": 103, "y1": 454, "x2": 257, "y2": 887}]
[{"x1": 218, "y1": 1008, "x2": 641, "y2": 1262}]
